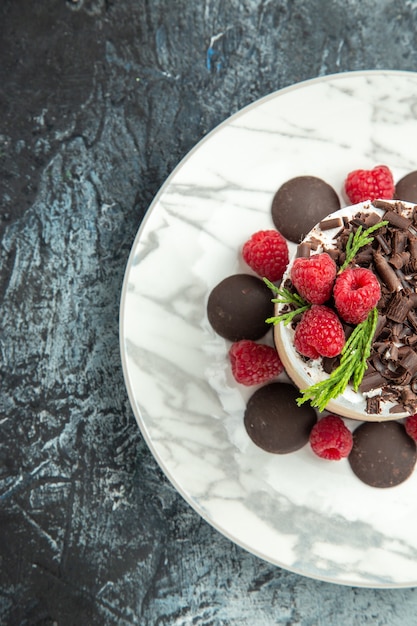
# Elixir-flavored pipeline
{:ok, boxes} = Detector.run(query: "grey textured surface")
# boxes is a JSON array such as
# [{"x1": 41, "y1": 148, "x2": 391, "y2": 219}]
[{"x1": 2, "y1": 1, "x2": 417, "y2": 624}]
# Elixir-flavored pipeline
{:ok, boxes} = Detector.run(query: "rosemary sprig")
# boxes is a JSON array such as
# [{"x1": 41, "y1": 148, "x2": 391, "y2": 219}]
[
  {"x1": 263, "y1": 278, "x2": 310, "y2": 326},
  {"x1": 263, "y1": 218, "x2": 386, "y2": 410},
  {"x1": 296, "y1": 307, "x2": 378, "y2": 412},
  {"x1": 338, "y1": 220, "x2": 388, "y2": 273}
]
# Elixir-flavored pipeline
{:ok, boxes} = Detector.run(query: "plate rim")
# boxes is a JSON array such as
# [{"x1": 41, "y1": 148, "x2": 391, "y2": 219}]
[{"x1": 119, "y1": 69, "x2": 417, "y2": 589}]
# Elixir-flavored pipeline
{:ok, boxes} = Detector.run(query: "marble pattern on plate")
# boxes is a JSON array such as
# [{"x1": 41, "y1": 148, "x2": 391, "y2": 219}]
[{"x1": 120, "y1": 71, "x2": 417, "y2": 587}]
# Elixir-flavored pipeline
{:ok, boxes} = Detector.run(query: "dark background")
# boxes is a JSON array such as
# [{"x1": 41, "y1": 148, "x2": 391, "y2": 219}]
[{"x1": 2, "y1": 1, "x2": 417, "y2": 624}]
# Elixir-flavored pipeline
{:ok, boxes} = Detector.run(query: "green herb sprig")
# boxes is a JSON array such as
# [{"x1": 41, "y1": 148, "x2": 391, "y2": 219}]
[
  {"x1": 263, "y1": 278, "x2": 310, "y2": 326},
  {"x1": 264, "y1": 219, "x2": 387, "y2": 411},
  {"x1": 296, "y1": 307, "x2": 378, "y2": 412},
  {"x1": 339, "y1": 220, "x2": 388, "y2": 273}
]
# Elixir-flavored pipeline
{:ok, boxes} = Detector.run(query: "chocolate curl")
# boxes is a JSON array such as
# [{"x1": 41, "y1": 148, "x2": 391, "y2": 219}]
[
  {"x1": 322, "y1": 247, "x2": 339, "y2": 263},
  {"x1": 373, "y1": 250, "x2": 402, "y2": 292},
  {"x1": 386, "y1": 342, "x2": 399, "y2": 362},
  {"x1": 385, "y1": 292, "x2": 414, "y2": 322},
  {"x1": 375, "y1": 234, "x2": 392, "y2": 255},
  {"x1": 319, "y1": 217, "x2": 343, "y2": 231},
  {"x1": 398, "y1": 344, "x2": 415, "y2": 357},
  {"x1": 389, "y1": 404, "x2": 407, "y2": 414},
  {"x1": 322, "y1": 355, "x2": 340, "y2": 374},
  {"x1": 393, "y1": 229, "x2": 408, "y2": 254},
  {"x1": 408, "y1": 309, "x2": 417, "y2": 332},
  {"x1": 384, "y1": 210, "x2": 413, "y2": 230},
  {"x1": 405, "y1": 333, "x2": 417, "y2": 347},
  {"x1": 374, "y1": 313, "x2": 388, "y2": 339},
  {"x1": 296, "y1": 242, "x2": 311, "y2": 258},
  {"x1": 364, "y1": 211, "x2": 386, "y2": 228},
  {"x1": 371, "y1": 353, "x2": 409, "y2": 384},
  {"x1": 394, "y1": 267, "x2": 411, "y2": 291},
  {"x1": 373, "y1": 341, "x2": 390, "y2": 354},
  {"x1": 391, "y1": 322, "x2": 404, "y2": 340},
  {"x1": 390, "y1": 251, "x2": 410, "y2": 269},
  {"x1": 401, "y1": 349, "x2": 417, "y2": 377},
  {"x1": 366, "y1": 396, "x2": 381, "y2": 414},
  {"x1": 408, "y1": 234, "x2": 417, "y2": 271},
  {"x1": 373, "y1": 199, "x2": 401, "y2": 211},
  {"x1": 360, "y1": 370, "x2": 388, "y2": 393},
  {"x1": 308, "y1": 237, "x2": 320, "y2": 250},
  {"x1": 355, "y1": 248, "x2": 374, "y2": 265},
  {"x1": 351, "y1": 216, "x2": 367, "y2": 228},
  {"x1": 401, "y1": 388, "x2": 417, "y2": 411}
]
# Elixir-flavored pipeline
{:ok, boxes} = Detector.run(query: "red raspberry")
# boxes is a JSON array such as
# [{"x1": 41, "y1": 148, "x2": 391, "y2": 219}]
[
  {"x1": 405, "y1": 414, "x2": 417, "y2": 443},
  {"x1": 310, "y1": 415, "x2": 353, "y2": 460},
  {"x1": 344, "y1": 165, "x2": 395, "y2": 204},
  {"x1": 229, "y1": 340, "x2": 284, "y2": 386},
  {"x1": 333, "y1": 267, "x2": 381, "y2": 325},
  {"x1": 242, "y1": 230, "x2": 289, "y2": 282},
  {"x1": 293, "y1": 305, "x2": 345, "y2": 359},
  {"x1": 290, "y1": 253, "x2": 337, "y2": 304}
]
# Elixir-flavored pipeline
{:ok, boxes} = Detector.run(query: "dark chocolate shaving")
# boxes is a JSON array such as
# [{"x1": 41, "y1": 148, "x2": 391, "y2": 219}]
[
  {"x1": 383, "y1": 210, "x2": 413, "y2": 230},
  {"x1": 366, "y1": 396, "x2": 381, "y2": 414},
  {"x1": 323, "y1": 247, "x2": 339, "y2": 263},
  {"x1": 407, "y1": 310, "x2": 417, "y2": 332},
  {"x1": 299, "y1": 200, "x2": 417, "y2": 414},
  {"x1": 408, "y1": 235, "x2": 417, "y2": 270},
  {"x1": 375, "y1": 234, "x2": 392, "y2": 255},
  {"x1": 401, "y1": 388, "x2": 417, "y2": 412},
  {"x1": 400, "y1": 349, "x2": 417, "y2": 377},
  {"x1": 360, "y1": 370, "x2": 389, "y2": 393},
  {"x1": 390, "y1": 404, "x2": 408, "y2": 414},
  {"x1": 371, "y1": 354, "x2": 408, "y2": 384},
  {"x1": 296, "y1": 242, "x2": 311, "y2": 258},
  {"x1": 405, "y1": 334, "x2": 417, "y2": 346},
  {"x1": 394, "y1": 267, "x2": 410, "y2": 290},
  {"x1": 364, "y1": 211, "x2": 387, "y2": 227},
  {"x1": 355, "y1": 249, "x2": 374, "y2": 265},
  {"x1": 374, "y1": 314, "x2": 388, "y2": 339},
  {"x1": 373, "y1": 250, "x2": 402, "y2": 292},
  {"x1": 319, "y1": 217, "x2": 343, "y2": 231},
  {"x1": 385, "y1": 292, "x2": 413, "y2": 323},
  {"x1": 393, "y1": 229, "x2": 408, "y2": 254},
  {"x1": 390, "y1": 251, "x2": 410, "y2": 269}
]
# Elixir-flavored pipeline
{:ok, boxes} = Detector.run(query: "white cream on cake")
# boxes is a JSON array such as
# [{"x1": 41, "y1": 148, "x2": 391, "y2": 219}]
[{"x1": 274, "y1": 199, "x2": 417, "y2": 421}]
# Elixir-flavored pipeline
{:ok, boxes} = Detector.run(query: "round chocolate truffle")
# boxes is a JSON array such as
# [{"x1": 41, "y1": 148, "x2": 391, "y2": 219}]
[
  {"x1": 395, "y1": 171, "x2": 417, "y2": 203},
  {"x1": 244, "y1": 382, "x2": 317, "y2": 454},
  {"x1": 207, "y1": 274, "x2": 273, "y2": 341},
  {"x1": 348, "y1": 421, "x2": 417, "y2": 488},
  {"x1": 271, "y1": 176, "x2": 341, "y2": 243}
]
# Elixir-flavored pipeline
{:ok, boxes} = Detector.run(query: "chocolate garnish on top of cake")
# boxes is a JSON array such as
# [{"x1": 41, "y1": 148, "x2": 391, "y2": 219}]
[{"x1": 274, "y1": 199, "x2": 417, "y2": 419}]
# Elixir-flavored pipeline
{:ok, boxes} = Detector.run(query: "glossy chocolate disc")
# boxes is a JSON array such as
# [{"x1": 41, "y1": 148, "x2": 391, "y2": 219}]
[
  {"x1": 244, "y1": 382, "x2": 317, "y2": 454},
  {"x1": 348, "y1": 421, "x2": 417, "y2": 488},
  {"x1": 395, "y1": 170, "x2": 417, "y2": 203},
  {"x1": 207, "y1": 273, "x2": 273, "y2": 341},
  {"x1": 271, "y1": 175, "x2": 341, "y2": 243}
]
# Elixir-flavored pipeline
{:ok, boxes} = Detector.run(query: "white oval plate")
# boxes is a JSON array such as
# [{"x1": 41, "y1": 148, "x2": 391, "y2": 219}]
[{"x1": 120, "y1": 71, "x2": 417, "y2": 588}]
